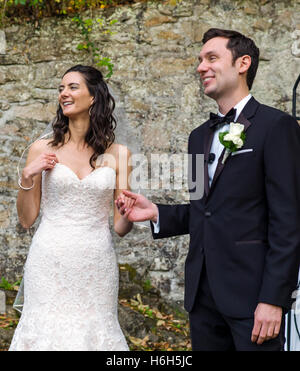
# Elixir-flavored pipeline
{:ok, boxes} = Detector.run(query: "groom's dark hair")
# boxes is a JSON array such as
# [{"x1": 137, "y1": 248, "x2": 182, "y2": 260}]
[{"x1": 202, "y1": 28, "x2": 260, "y2": 90}]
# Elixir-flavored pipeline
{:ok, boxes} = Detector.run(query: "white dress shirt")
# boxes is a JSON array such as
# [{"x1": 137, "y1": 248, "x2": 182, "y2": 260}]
[
  {"x1": 153, "y1": 94, "x2": 252, "y2": 233},
  {"x1": 208, "y1": 94, "x2": 252, "y2": 186}
]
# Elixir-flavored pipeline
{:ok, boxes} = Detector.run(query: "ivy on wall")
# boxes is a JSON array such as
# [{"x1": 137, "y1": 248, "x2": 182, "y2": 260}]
[
  {"x1": 0, "y1": 0, "x2": 127, "y2": 77},
  {"x1": 0, "y1": 0, "x2": 180, "y2": 77},
  {"x1": 72, "y1": 14, "x2": 117, "y2": 78},
  {"x1": 0, "y1": 0, "x2": 154, "y2": 22}
]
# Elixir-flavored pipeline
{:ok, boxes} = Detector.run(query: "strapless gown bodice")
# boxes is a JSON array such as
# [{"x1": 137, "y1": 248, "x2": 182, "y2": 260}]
[{"x1": 40, "y1": 163, "x2": 115, "y2": 227}]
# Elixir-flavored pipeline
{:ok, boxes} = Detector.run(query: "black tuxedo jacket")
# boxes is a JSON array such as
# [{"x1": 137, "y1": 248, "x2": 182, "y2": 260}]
[{"x1": 152, "y1": 97, "x2": 300, "y2": 318}]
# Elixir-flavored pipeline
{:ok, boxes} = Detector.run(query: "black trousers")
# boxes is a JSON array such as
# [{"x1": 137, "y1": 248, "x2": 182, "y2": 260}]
[{"x1": 189, "y1": 262, "x2": 285, "y2": 351}]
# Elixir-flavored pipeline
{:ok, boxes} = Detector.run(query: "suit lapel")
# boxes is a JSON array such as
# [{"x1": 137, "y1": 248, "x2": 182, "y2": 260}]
[
  {"x1": 236, "y1": 111, "x2": 252, "y2": 131},
  {"x1": 210, "y1": 147, "x2": 226, "y2": 192},
  {"x1": 203, "y1": 124, "x2": 214, "y2": 197},
  {"x1": 208, "y1": 97, "x2": 259, "y2": 194}
]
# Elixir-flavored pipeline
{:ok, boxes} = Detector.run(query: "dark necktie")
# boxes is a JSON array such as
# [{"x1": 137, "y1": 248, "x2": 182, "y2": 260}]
[{"x1": 209, "y1": 107, "x2": 237, "y2": 130}]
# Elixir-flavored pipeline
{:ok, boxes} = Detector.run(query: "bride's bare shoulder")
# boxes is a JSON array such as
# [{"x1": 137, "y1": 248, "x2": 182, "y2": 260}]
[
  {"x1": 107, "y1": 143, "x2": 131, "y2": 156},
  {"x1": 101, "y1": 144, "x2": 131, "y2": 171},
  {"x1": 28, "y1": 138, "x2": 54, "y2": 156}
]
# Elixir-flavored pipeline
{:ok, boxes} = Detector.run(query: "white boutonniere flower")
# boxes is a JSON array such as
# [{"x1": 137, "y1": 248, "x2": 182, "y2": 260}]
[{"x1": 219, "y1": 123, "x2": 246, "y2": 164}]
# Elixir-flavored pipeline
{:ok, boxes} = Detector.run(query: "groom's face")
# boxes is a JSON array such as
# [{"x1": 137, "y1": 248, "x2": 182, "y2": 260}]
[{"x1": 197, "y1": 37, "x2": 240, "y2": 100}]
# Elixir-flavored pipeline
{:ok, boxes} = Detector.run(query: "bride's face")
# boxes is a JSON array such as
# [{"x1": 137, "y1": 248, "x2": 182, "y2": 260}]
[{"x1": 58, "y1": 72, "x2": 94, "y2": 118}]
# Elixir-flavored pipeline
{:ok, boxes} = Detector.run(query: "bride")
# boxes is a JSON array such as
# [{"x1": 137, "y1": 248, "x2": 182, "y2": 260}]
[{"x1": 9, "y1": 65, "x2": 134, "y2": 351}]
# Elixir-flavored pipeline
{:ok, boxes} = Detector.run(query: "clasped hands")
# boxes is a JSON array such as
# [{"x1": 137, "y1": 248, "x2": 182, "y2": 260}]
[
  {"x1": 115, "y1": 191, "x2": 283, "y2": 345},
  {"x1": 115, "y1": 190, "x2": 158, "y2": 224}
]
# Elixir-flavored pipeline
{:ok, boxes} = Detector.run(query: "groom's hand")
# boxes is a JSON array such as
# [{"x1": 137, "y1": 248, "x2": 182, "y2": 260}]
[
  {"x1": 115, "y1": 190, "x2": 158, "y2": 223},
  {"x1": 251, "y1": 303, "x2": 282, "y2": 345}
]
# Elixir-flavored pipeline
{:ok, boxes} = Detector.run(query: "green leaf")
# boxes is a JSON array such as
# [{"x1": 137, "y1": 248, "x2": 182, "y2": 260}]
[
  {"x1": 13, "y1": 279, "x2": 22, "y2": 287},
  {"x1": 14, "y1": 0, "x2": 27, "y2": 5},
  {"x1": 0, "y1": 277, "x2": 12, "y2": 290},
  {"x1": 84, "y1": 19, "x2": 93, "y2": 27}
]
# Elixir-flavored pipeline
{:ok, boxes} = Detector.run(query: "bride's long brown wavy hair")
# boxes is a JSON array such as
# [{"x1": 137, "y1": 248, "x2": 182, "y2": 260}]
[{"x1": 50, "y1": 65, "x2": 116, "y2": 168}]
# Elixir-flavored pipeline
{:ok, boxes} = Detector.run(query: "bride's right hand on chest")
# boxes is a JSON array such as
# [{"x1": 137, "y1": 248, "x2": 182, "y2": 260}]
[{"x1": 23, "y1": 152, "x2": 59, "y2": 180}]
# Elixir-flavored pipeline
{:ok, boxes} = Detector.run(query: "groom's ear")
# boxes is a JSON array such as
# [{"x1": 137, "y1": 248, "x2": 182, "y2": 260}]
[{"x1": 238, "y1": 55, "x2": 251, "y2": 74}]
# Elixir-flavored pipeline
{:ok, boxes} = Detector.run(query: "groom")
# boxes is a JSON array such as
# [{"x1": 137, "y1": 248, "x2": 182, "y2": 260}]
[{"x1": 117, "y1": 28, "x2": 300, "y2": 350}]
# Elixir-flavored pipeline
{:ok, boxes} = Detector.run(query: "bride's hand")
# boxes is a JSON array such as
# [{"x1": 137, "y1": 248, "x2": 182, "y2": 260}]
[
  {"x1": 23, "y1": 153, "x2": 59, "y2": 181},
  {"x1": 115, "y1": 194, "x2": 135, "y2": 220},
  {"x1": 115, "y1": 190, "x2": 158, "y2": 223}
]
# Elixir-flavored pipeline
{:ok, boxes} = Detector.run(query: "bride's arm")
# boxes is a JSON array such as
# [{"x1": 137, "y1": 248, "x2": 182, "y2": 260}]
[
  {"x1": 112, "y1": 144, "x2": 133, "y2": 237},
  {"x1": 17, "y1": 140, "x2": 58, "y2": 229}
]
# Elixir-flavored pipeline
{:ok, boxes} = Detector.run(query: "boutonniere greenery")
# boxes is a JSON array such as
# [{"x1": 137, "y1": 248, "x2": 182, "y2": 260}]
[{"x1": 219, "y1": 123, "x2": 246, "y2": 164}]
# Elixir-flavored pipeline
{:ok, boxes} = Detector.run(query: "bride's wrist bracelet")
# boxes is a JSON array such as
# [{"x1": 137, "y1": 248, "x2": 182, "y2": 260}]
[{"x1": 18, "y1": 177, "x2": 35, "y2": 191}]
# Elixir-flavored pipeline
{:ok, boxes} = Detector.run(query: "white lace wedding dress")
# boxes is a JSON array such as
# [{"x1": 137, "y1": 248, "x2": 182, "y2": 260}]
[{"x1": 9, "y1": 163, "x2": 129, "y2": 351}]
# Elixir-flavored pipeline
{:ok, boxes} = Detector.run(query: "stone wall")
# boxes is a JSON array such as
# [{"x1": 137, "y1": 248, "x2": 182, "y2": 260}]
[{"x1": 1, "y1": 0, "x2": 300, "y2": 309}]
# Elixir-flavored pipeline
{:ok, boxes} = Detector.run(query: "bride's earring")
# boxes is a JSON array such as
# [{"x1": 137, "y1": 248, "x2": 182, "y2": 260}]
[{"x1": 89, "y1": 106, "x2": 93, "y2": 116}]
